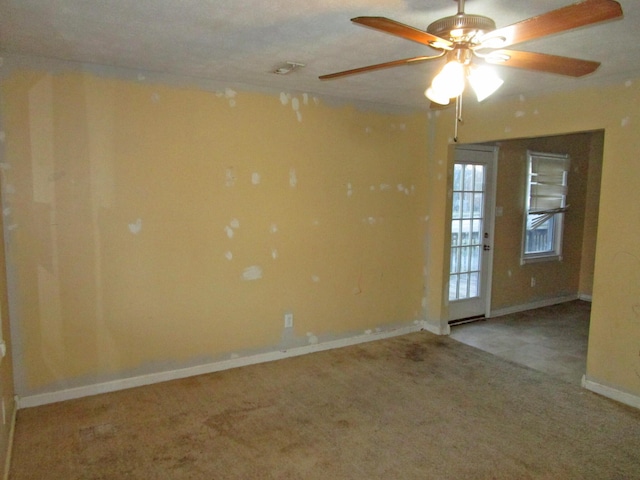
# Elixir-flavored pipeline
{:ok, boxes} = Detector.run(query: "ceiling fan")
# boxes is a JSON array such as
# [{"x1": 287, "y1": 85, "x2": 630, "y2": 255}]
[{"x1": 320, "y1": 0, "x2": 623, "y2": 106}]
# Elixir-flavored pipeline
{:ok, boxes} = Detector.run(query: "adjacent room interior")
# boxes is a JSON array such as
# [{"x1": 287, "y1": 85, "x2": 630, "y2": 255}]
[{"x1": 0, "y1": 0, "x2": 639, "y2": 477}]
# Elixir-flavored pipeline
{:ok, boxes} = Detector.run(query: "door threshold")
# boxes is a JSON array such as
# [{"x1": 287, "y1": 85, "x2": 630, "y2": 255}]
[{"x1": 448, "y1": 315, "x2": 486, "y2": 326}]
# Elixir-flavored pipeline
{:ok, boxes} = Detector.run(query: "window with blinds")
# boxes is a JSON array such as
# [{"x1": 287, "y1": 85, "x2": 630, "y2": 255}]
[{"x1": 521, "y1": 150, "x2": 570, "y2": 263}]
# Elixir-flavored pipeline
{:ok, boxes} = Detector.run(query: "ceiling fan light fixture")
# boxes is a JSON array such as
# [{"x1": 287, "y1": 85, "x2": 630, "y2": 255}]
[
  {"x1": 429, "y1": 59, "x2": 466, "y2": 100},
  {"x1": 468, "y1": 65, "x2": 504, "y2": 102},
  {"x1": 425, "y1": 87, "x2": 450, "y2": 105}
]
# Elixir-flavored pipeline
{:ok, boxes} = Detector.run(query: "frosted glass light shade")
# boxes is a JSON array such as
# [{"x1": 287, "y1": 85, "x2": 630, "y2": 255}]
[
  {"x1": 425, "y1": 87, "x2": 450, "y2": 105},
  {"x1": 431, "y1": 60, "x2": 466, "y2": 99},
  {"x1": 468, "y1": 66, "x2": 504, "y2": 102}
]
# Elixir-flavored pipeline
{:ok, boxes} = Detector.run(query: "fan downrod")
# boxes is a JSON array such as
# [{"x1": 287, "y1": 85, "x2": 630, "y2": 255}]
[{"x1": 427, "y1": 0, "x2": 496, "y2": 43}]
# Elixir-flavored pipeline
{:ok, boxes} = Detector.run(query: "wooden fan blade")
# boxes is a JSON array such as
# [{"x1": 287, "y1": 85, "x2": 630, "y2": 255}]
[
  {"x1": 480, "y1": 0, "x2": 622, "y2": 49},
  {"x1": 489, "y1": 50, "x2": 600, "y2": 77},
  {"x1": 351, "y1": 17, "x2": 453, "y2": 49},
  {"x1": 319, "y1": 54, "x2": 444, "y2": 80}
]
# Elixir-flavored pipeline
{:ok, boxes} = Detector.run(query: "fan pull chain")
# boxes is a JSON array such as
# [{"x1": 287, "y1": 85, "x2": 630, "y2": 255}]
[{"x1": 453, "y1": 94, "x2": 463, "y2": 143}]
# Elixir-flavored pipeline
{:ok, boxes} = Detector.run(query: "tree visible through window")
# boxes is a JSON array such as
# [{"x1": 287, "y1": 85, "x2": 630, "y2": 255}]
[{"x1": 522, "y1": 151, "x2": 570, "y2": 264}]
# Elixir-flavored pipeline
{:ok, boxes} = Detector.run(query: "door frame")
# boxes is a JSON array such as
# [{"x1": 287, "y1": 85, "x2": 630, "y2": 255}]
[{"x1": 446, "y1": 144, "x2": 498, "y2": 322}]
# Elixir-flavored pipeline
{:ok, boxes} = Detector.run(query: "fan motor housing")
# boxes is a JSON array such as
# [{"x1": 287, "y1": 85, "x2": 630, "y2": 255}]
[{"x1": 427, "y1": 14, "x2": 496, "y2": 43}]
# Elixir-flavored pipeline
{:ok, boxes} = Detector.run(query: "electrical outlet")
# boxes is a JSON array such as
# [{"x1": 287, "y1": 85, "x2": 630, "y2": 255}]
[
  {"x1": 284, "y1": 313, "x2": 293, "y2": 328},
  {"x1": 531, "y1": 277, "x2": 536, "y2": 287}
]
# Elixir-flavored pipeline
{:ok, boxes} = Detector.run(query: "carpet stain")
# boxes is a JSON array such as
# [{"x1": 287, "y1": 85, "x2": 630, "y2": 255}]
[
  {"x1": 204, "y1": 403, "x2": 266, "y2": 446},
  {"x1": 78, "y1": 423, "x2": 117, "y2": 442},
  {"x1": 404, "y1": 343, "x2": 427, "y2": 362}
]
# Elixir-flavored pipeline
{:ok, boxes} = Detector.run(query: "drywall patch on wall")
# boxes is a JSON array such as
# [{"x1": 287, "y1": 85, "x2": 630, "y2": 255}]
[
  {"x1": 242, "y1": 265, "x2": 263, "y2": 281},
  {"x1": 225, "y1": 167, "x2": 236, "y2": 187},
  {"x1": 222, "y1": 88, "x2": 237, "y2": 107},
  {"x1": 347, "y1": 183, "x2": 353, "y2": 197},
  {"x1": 271, "y1": 249, "x2": 278, "y2": 260},
  {"x1": 225, "y1": 219, "x2": 240, "y2": 238},
  {"x1": 224, "y1": 251, "x2": 233, "y2": 261},
  {"x1": 306, "y1": 332, "x2": 319, "y2": 345},
  {"x1": 311, "y1": 275, "x2": 320, "y2": 283},
  {"x1": 251, "y1": 172, "x2": 261, "y2": 185},
  {"x1": 279, "y1": 92, "x2": 289, "y2": 105},
  {"x1": 269, "y1": 223, "x2": 278, "y2": 234},
  {"x1": 291, "y1": 97, "x2": 301, "y2": 122},
  {"x1": 289, "y1": 168, "x2": 297, "y2": 188},
  {"x1": 621, "y1": 116, "x2": 631, "y2": 127},
  {"x1": 515, "y1": 110, "x2": 526, "y2": 118},
  {"x1": 128, "y1": 218, "x2": 142, "y2": 235}
]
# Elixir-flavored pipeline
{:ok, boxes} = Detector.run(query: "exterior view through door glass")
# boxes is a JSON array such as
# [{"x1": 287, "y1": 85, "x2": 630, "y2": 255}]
[{"x1": 448, "y1": 146, "x2": 497, "y2": 322}]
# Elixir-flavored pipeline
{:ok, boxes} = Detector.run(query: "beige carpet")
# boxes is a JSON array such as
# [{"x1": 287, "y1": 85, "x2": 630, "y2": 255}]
[{"x1": 10, "y1": 332, "x2": 640, "y2": 479}]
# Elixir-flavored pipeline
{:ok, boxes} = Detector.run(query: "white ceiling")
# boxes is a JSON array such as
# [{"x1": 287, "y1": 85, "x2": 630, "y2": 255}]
[{"x1": 1, "y1": 0, "x2": 638, "y2": 109}]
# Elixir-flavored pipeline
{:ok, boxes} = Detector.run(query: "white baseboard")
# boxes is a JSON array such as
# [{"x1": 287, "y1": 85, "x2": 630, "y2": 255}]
[
  {"x1": 582, "y1": 375, "x2": 640, "y2": 410},
  {"x1": 17, "y1": 323, "x2": 425, "y2": 409},
  {"x1": 2, "y1": 397, "x2": 16, "y2": 480},
  {"x1": 423, "y1": 321, "x2": 450, "y2": 336},
  {"x1": 489, "y1": 294, "x2": 579, "y2": 318},
  {"x1": 578, "y1": 293, "x2": 593, "y2": 302}
]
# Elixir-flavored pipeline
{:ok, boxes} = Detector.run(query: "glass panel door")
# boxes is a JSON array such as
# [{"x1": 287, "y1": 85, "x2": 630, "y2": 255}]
[
  {"x1": 447, "y1": 145, "x2": 497, "y2": 323},
  {"x1": 449, "y1": 163, "x2": 485, "y2": 302}
]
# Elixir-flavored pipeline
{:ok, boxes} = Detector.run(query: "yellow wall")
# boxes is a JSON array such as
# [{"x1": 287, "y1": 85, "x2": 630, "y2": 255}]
[
  {"x1": 1, "y1": 61, "x2": 640, "y2": 405},
  {"x1": 579, "y1": 132, "x2": 605, "y2": 297},
  {"x1": 429, "y1": 81, "x2": 640, "y2": 397},
  {"x1": 488, "y1": 132, "x2": 599, "y2": 310},
  {"x1": 0, "y1": 182, "x2": 15, "y2": 477},
  {"x1": 1, "y1": 68, "x2": 430, "y2": 395}
]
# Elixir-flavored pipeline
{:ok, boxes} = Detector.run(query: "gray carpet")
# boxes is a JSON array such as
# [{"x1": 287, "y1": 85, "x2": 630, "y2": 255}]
[{"x1": 10, "y1": 332, "x2": 640, "y2": 479}]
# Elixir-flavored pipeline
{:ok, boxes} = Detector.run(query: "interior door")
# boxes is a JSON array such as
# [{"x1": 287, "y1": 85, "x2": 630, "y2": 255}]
[{"x1": 448, "y1": 145, "x2": 497, "y2": 322}]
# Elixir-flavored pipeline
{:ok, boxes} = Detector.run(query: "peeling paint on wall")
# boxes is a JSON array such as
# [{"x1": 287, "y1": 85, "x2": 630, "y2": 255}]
[
  {"x1": 128, "y1": 218, "x2": 142, "y2": 235},
  {"x1": 242, "y1": 265, "x2": 263, "y2": 281},
  {"x1": 223, "y1": 88, "x2": 237, "y2": 107},
  {"x1": 225, "y1": 167, "x2": 236, "y2": 187}
]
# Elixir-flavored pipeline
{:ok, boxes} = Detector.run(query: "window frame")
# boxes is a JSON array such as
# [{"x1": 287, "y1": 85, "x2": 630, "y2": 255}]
[{"x1": 521, "y1": 150, "x2": 570, "y2": 265}]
